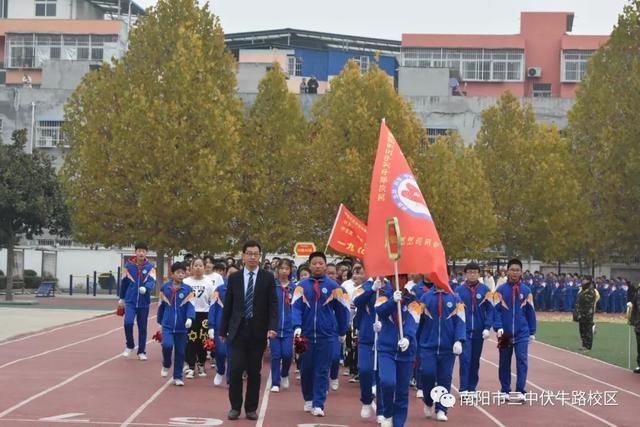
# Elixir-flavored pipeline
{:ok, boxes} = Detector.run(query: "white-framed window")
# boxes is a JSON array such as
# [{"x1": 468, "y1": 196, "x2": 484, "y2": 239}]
[
  {"x1": 287, "y1": 56, "x2": 302, "y2": 77},
  {"x1": 532, "y1": 83, "x2": 552, "y2": 97},
  {"x1": 5, "y1": 33, "x2": 119, "y2": 69},
  {"x1": 36, "y1": 120, "x2": 64, "y2": 148},
  {"x1": 561, "y1": 50, "x2": 594, "y2": 82},
  {"x1": 35, "y1": 0, "x2": 57, "y2": 17},
  {"x1": 359, "y1": 55, "x2": 370, "y2": 73},
  {"x1": 401, "y1": 48, "x2": 524, "y2": 82}
]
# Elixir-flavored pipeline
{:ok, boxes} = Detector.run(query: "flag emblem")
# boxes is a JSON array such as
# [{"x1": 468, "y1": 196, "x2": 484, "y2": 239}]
[{"x1": 391, "y1": 173, "x2": 432, "y2": 220}]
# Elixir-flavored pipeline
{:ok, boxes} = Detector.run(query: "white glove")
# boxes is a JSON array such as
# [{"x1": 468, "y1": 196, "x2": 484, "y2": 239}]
[
  {"x1": 373, "y1": 321, "x2": 382, "y2": 333},
  {"x1": 185, "y1": 318, "x2": 192, "y2": 329},
  {"x1": 628, "y1": 301, "x2": 634, "y2": 309},
  {"x1": 529, "y1": 335, "x2": 536, "y2": 342},
  {"x1": 453, "y1": 340, "x2": 462, "y2": 355},
  {"x1": 138, "y1": 286, "x2": 146, "y2": 295},
  {"x1": 482, "y1": 329, "x2": 490, "y2": 340},
  {"x1": 117, "y1": 299, "x2": 124, "y2": 305},
  {"x1": 293, "y1": 328, "x2": 302, "y2": 338},
  {"x1": 208, "y1": 329, "x2": 215, "y2": 339},
  {"x1": 339, "y1": 335, "x2": 346, "y2": 344},
  {"x1": 393, "y1": 290, "x2": 402, "y2": 302},
  {"x1": 398, "y1": 337, "x2": 409, "y2": 352},
  {"x1": 497, "y1": 328, "x2": 504, "y2": 338},
  {"x1": 372, "y1": 279, "x2": 382, "y2": 291}
]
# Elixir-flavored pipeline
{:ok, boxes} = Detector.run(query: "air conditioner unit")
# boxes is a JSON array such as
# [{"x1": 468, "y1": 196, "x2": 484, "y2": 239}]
[{"x1": 527, "y1": 67, "x2": 542, "y2": 78}]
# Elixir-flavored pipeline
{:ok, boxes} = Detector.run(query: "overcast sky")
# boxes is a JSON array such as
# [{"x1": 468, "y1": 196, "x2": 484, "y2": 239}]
[{"x1": 134, "y1": 0, "x2": 629, "y2": 40}]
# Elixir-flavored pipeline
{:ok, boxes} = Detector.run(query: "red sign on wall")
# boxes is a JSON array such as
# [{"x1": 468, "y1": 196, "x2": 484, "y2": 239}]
[{"x1": 294, "y1": 242, "x2": 316, "y2": 257}]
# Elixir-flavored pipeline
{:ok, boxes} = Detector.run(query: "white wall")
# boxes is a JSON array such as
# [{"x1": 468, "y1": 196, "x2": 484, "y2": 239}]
[{"x1": 8, "y1": 0, "x2": 72, "y2": 19}]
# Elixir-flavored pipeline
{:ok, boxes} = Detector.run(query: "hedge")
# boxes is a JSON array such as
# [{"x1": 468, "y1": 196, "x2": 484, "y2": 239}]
[{"x1": 0, "y1": 276, "x2": 57, "y2": 290}]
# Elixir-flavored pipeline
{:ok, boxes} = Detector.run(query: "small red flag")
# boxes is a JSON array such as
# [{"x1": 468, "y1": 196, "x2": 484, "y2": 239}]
[
  {"x1": 364, "y1": 121, "x2": 452, "y2": 294},
  {"x1": 327, "y1": 204, "x2": 367, "y2": 257}
]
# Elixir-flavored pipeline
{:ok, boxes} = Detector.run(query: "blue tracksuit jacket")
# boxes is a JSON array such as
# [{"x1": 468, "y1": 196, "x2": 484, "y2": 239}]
[
  {"x1": 119, "y1": 258, "x2": 156, "y2": 308},
  {"x1": 455, "y1": 281, "x2": 493, "y2": 339},
  {"x1": 492, "y1": 281, "x2": 537, "y2": 343},
  {"x1": 275, "y1": 279, "x2": 295, "y2": 337},
  {"x1": 207, "y1": 283, "x2": 227, "y2": 334},
  {"x1": 352, "y1": 279, "x2": 381, "y2": 346},
  {"x1": 374, "y1": 286, "x2": 422, "y2": 362},
  {"x1": 418, "y1": 289, "x2": 466, "y2": 353},
  {"x1": 157, "y1": 281, "x2": 196, "y2": 333}
]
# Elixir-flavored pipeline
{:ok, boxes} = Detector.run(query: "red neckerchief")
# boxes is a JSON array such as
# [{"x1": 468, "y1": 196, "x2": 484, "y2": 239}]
[
  {"x1": 170, "y1": 284, "x2": 181, "y2": 304},
  {"x1": 510, "y1": 281, "x2": 521, "y2": 307},
  {"x1": 313, "y1": 279, "x2": 321, "y2": 301},
  {"x1": 437, "y1": 292, "x2": 443, "y2": 317},
  {"x1": 282, "y1": 283, "x2": 291, "y2": 306},
  {"x1": 131, "y1": 257, "x2": 147, "y2": 280},
  {"x1": 466, "y1": 281, "x2": 479, "y2": 309}
]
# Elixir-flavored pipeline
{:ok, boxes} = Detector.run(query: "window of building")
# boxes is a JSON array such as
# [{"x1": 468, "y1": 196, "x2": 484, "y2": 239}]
[
  {"x1": 532, "y1": 83, "x2": 552, "y2": 97},
  {"x1": 287, "y1": 56, "x2": 302, "y2": 77},
  {"x1": 36, "y1": 121, "x2": 64, "y2": 148},
  {"x1": 401, "y1": 48, "x2": 524, "y2": 82},
  {"x1": 35, "y1": 0, "x2": 57, "y2": 17},
  {"x1": 561, "y1": 50, "x2": 594, "y2": 82},
  {"x1": 422, "y1": 128, "x2": 455, "y2": 151},
  {"x1": 359, "y1": 56, "x2": 370, "y2": 73},
  {"x1": 6, "y1": 33, "x2": 119, "y2": 69}
]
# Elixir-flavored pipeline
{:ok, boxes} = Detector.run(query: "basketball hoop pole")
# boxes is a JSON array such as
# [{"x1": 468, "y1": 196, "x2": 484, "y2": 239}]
[{"x1": 385, "y1": 217, "x2": 404, "y2": 339}]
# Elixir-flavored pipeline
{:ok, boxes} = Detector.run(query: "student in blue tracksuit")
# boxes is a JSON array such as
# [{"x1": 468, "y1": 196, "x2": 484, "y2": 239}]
[
  {"x1": 292, "y1": 252, "x2": 350, "y2": 417},
  {"x1": 157, "y1": 262, "x2": 196, "y2": 386},
  {"x1": 493, "y1": 258, "x2": 537, "y2": 402},
  {"x1": 208, "y1": 264, "x2": 229, "y2": 387},
  {"x1": 352, "y1": 273, "x2": 386, "y2": 421},
  {"x1": 375, "y1": 284, "x2": 422, "y2": 427},
  {"x1": 419, "y1": 285, "x2": 466, "y2": 422},
  {"x1": 410, "y1": 278, "x2": 433, "y2": 398},
  {"x1": 269, "y1": 259, "x2": 295, "y2": 392},
  {"x1": 455, "y1": 262, "x2": 494, "y2": 396},
  {"x1": 326, "y1": 263, "x2": 343, "y2": 391},
  {"x1": 118, "y1": 242, "x2": 156, "y2": 360}
]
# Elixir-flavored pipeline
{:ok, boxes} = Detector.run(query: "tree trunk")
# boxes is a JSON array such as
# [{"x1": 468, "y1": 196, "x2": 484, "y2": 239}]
[
  {"x1": 5, "y1": 234, "x2": 14, "y2": 301},
  {"x1": 155, "y1": 249, "x2": 165, "y2": 295}
]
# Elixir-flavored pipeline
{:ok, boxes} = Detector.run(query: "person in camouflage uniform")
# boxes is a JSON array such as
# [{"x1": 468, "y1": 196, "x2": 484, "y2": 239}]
[
  {"x1": 573, "y1": 277, "x2": 600, "y2": 351},
  {"x1": 627, "y1": 281, "x2": 640, "y2": 373}
]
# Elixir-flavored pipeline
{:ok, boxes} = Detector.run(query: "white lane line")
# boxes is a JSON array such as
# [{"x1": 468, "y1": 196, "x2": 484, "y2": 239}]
[
  {"x1": 451, "y1": 384, "x2": 506, "y2": 427},
  {"x1": 488, "y1": 339, "x2": 640, "y2": 399},
  {"x1": 0, "y1": 314, "x2": 115, "y2": 347},
  {"x1": 0, "y1": 340, "x2": 153, "y2": 419},
  {"x1": 120, "y1": 379, "x2": 172, "y2": 427},
  {"x1": 481, "y1": 357, "x2": 617, "y2": 427},
  {"x1": 0, "y1": 417, "x2": 176, "y2": 426},
  {"x1": 532, "y1": 340, "x2": 631, "y2": 372},
  {"x1": 255, "y1": 373, "x2": 273, "y2": 427},
  {"x1": 0, "y1": 327, "x2": 121, "y2": 369}
]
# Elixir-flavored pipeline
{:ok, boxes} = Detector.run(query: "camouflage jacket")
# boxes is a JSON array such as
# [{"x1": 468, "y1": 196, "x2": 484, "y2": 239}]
[{"x1": 574, "y1": 284, "x2": 599, "y2": 322}]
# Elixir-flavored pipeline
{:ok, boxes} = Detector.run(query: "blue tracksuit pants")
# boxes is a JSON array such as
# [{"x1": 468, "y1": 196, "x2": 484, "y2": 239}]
[
  {"x1": 420, "y1": 351, "x2": 455, "y2": 414},
  {"x1": 459, "y1": 337, "x2": 484, "y2": 392},
  {"x1": 357, "y1": 344, "x2": 384, "y2": 415},
  {"x1": 214, "y1": 336, "x2": 227, "y2": 376},
  {"x1": 330, "y1": 337, "x2": 341, "y2": 380},
  {"x1": 124, "y1": 305, "x2": 149, "y2": 355},
  {"x1": 270, "y1": 336, "x2": 293, "y2": 387},
  {"x1": 498, "y1": 340, "x2": 528, "y2": 393},
  {"x1": 379, "y1": 353, "x2": 412, "y2": 427},
  {"x1": 161, "y1": 330, "x2": 187, "y2": 380},
  {"x1": 300, "y1": 339, "x2": 332, "y2": 409}
]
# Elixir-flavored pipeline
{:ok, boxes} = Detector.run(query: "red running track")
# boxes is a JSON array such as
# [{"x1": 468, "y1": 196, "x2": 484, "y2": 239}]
[{"x1": 0, "y1": 307, "x2": 638, "y2": 426}]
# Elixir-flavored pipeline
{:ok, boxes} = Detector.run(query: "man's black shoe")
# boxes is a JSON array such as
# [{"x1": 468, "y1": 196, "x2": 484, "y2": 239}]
[
  {"x1": 228, "y1": 409, "x2": 240, "y2": 420},
  {"x1": 633, "y1": 366, "x2": 640, "y2": 374},
  {"x1": 246, "y1": 411, "x2": 258, "y2": 420}
]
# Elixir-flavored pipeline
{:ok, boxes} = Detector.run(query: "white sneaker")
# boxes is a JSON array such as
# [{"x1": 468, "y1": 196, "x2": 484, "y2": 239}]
[
  {"x1": 380, "y1": 417, "x2": 392, "y2": 427},
  {"x1": 510, "y1": 392, "x2": 526, "y2": 403},
  {"x1": 137, "y1": 353, "x2": 147, "y2": 361},
  {"x1": 173, "y1": 379, "x2": 184, "y2": 386},
  {"x1": 271, "y1": 385, "x2": 280, "y2": 393},
  {"x1": 296, "y1": 371, "x2": 301, "y2": 380},
  {"x1": 281, "y1": 376, "x2": 290, "y2": 389},
  {"x1": 185, "y1": 369, "x2": 195, "y2": 379},
  {"x1": 197, "y1": 365, "x2": 206, "y2": 377},
  {"x1": 423, "y1": 405, "x2": 433, "y2": 418},
  {"x1": 498, "y1": 392, "x2": 509, "y2": 402},
  {"x1": 436, "y1": 410, "x2": 448, "y2": 422},
  {"x1": 416, "y1": 389, "x2": 424, "y2": 398},
  {"x1": 343, "y1": 368, "x2": 350, "y2": 376},
  {"x1": 376, "y1": 415, "x2": 385, "y2": 424},
  {"x1": 121, "y1": 348, "x2": 133, "y2": 358},
  {"x1": 311, "y1": 407, "x2": 325, "y2": 417},
  {"x1": 372, "y1": 384, "x2": 376, "y2": 395},
  {"x1": 213, "y1": 373, "x2": 224, "y2": 386},
  {"x1": 303, "y1": 401, "x2": 313, "y2": 412},
  {"x1": 330, "y1": 378, "x2": 339, "y2": 391},
  {"x1": 360, "y1": 404, "x2": 373, "y2": 418},
  {"x1": 160, "y1": 367, "x2": 169, "y2": 377}
]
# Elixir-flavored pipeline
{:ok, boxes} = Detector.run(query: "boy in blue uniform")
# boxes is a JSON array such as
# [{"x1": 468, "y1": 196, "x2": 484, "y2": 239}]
[
  {"x1": 208, "y1": 268, "x2": 228, "y2": 387},
  {"x1": 455, "y1": 262, "x2": 494, "y2": 397},
  {"x1": 157, "y1": 262, "x2": 196, "y2": 386},
  {"x1": 493, "y1": 258, "x2": 537, "y2": 402},
  {"x1": 375, "y1": 284, "x2": 422, "y2": 427},
  {"x1": 419, "y1": 285, "x2": 466, "y2": 422},
  {"x1": 118, "y1": 242, "x2": 156, "y2": 360},
  {"x1": 352, "y1": 274, "x2": 386, "y2": 420},
  {"x1": 292, "y1": 252, "x2": 350, "y2": 417},
  {"x1": 269, "y1": 259, "x2": 295, "y2": 392}
]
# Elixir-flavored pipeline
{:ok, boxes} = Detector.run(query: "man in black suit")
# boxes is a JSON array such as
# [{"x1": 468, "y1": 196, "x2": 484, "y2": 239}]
[{"x1": 219, "y1": 240, "x2": 279, "y2": 420}]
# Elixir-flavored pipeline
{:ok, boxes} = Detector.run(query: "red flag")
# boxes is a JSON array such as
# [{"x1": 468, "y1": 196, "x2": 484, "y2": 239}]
[
  {"x1": 364, "y1": 121, "x2": 452, "y2": 293},
  {"x1": 327, "y1": 204, "x2": 367, "y2": 257}
]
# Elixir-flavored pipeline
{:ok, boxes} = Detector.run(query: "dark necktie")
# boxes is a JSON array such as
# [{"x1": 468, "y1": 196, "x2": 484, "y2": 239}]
[{"x1": 245, "y1": 271, "x2": 254, "y2": 320}]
